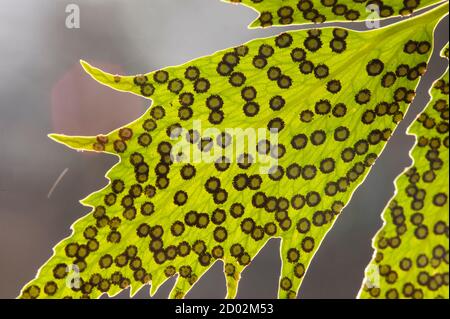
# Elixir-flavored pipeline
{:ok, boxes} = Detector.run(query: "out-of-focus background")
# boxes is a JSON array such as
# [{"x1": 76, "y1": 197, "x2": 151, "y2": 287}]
[{"x1": 0, "y1": 0, "x2": 448, "y2": 299}]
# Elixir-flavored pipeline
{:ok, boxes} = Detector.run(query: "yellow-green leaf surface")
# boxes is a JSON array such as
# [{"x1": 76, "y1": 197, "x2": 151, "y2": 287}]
[
  {"x1": 359, "y1": 44, "x2": 449, "y2": 299},
  {"x1": 224, "y1": 0, "x2": 444, "y2": 28},
  {"x1": 19, "y1": 3, "x2": 448, "y2": 299}
]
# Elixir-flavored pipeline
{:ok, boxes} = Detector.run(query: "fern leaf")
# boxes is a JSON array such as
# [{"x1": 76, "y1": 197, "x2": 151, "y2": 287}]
[
  {"x1": 19, "y1": 3, "x2": 448, "y2": 299},
  {"x1": 359, "y1": 43, "x2": 449, "y2": 299},
  {"x1": 223, "y1": 0, "x2": 445, "y2": 28}
]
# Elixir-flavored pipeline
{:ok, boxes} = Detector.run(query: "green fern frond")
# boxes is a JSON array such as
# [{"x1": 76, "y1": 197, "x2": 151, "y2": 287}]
[
  {"x1": 359, "y1": 43, "x2": 449, "y2": 299},
  {"x1": 19, "y1": 3, "x2": 448, "y2": 299}
]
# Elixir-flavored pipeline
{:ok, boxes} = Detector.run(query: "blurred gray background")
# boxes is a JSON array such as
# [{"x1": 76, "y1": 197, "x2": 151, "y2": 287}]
[{"x1": 0, "y1": 0, "x2": 448, "y2": 299}]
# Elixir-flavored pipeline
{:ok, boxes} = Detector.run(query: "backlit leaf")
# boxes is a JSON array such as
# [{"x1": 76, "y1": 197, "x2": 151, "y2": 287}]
[
  {"x1": 359, "y1": 43, "x2": 449, "y2": 299},
  {"x1": 19, "y1": 3, "x2": 448, "y2": 299},
  {"x1": 224, "y1": 0, "x2": 444, "y2": 28}
]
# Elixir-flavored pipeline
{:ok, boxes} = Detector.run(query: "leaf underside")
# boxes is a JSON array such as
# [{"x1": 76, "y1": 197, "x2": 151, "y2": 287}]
[
  {"x1": 19, "y1": 3, "x2": 448, "y2": 299},
  {"x1": 359, "y1": 44, "x2": 449, "y2": 299},
  {"x1": 224, "y1": 0, "x2": 444, "y2": 28}
]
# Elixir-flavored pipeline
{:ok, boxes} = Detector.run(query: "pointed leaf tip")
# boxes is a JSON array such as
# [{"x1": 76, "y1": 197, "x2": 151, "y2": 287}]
[
  {"x1": 79, "y1": 59, "x2": 92, "y2": 72},
  {"x1": 48, "y1": 133, "x2": 104, "y2": 152},
  {"x1": 79, "y1": 60, "x2": 143, "y2": 97}
]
